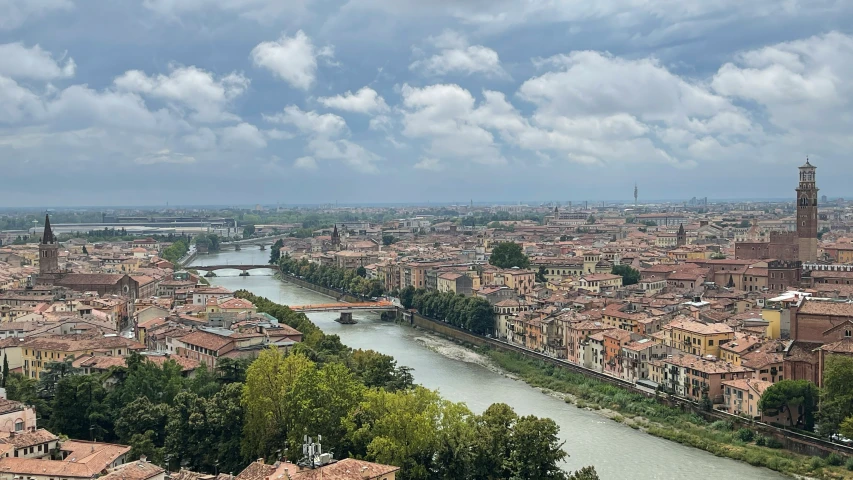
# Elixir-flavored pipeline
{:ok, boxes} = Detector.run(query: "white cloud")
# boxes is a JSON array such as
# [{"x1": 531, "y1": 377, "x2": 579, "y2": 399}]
[
  {"x1": 142, "y1": 0, "x2": 310, "y2": 22},
  {"x1": 264, "y1": 105, "x2": 380, "y2": 172},
  {"x1": 135, "y1": 149, "x2": 196, "y2": 165},
  {"x1": 220, "y1": 122, "x2": 267, "y2": 149},
  {"x1": 410, "y1": 31, "x2": 507, "y2": 78},
  {"x1": 400, "y1": 83, "x2": 504, "y2": 164},
  {"x1": 294, "y1": 156, "x2": 317, "y2": 169},
  {"x1": 0, "y1": 43, "x2": 75, "y2": 80},
  {"x1": 114, "y1": 66, "x2": 249, "y2": 122},
  {"x1": 264, "y1": 105, "x2": 347, "y2": 137},
  {"x1": 414, "y1": 157, "x2": 444, "y2": 171},
  {"x1": 0, "y1": 0, "x2": 72, "y2": 31},
  {"x1": 0, "y1": 75, "x2": 45, "y2": 123},
  {"x1": 318, "y1": 87, "x2": 389, "y2": 114},
  {"x1": 251, "y1": 30, "x2": 333, "y2": 90}
]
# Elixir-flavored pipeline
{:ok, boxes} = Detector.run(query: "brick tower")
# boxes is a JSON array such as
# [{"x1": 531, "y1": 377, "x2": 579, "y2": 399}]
[
  {"x1": 38, "y1": 214, "x2": 60, "y2": 284},
  {"x1": 796, "y1": 159, "x2": 818, "y2": 263}
]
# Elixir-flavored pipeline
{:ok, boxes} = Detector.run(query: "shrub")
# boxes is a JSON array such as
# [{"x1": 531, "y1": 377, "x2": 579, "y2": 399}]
[
  {"x1": 755, "y1": 436, "x2": 766, "y2": 446},
  {"x1": 710, "y1": 420, "x2": 733, "y2": 431},
  {"x1": 736, "y1": 428, "x2": 755, "y2": 442},
  {"x1": 825, "y1": 452, "x2": 843, "y2": 466},
  {"x1": 765, "y1": 437, "x2": 784, "y2": 449},
  {"x1": 809, "y1": 457, "x2": 823, "y2": 470},
  {"x1": 846, "y1": 456, "x2": 853, "y2": 471}
]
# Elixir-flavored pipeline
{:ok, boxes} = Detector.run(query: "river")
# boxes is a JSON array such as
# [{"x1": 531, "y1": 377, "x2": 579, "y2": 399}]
[{"x1": 192, "y1": 249, "x2": 787, "y2": 479}]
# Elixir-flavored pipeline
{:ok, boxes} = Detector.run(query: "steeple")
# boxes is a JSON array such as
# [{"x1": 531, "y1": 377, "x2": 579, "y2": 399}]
[
  {"x1": 41, "y1": 214, "x2": 55, "y2": 244},
  {"x1": 331, "y1": 224, "x2": 341, "y2": 249}
]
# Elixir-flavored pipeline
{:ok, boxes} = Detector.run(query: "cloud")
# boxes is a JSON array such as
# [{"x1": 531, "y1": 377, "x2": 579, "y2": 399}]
[
  {"x1": 135, "y1": 149, "x2": 196, "y2": 165},
  {"x1": 0, "y1": 76, "x2": 45, "y2": 123},
  {"x1": 400, "y1": 83, "x2": 504, "y2": 165},
  {"x1": 294, "y1": 156, "x2": 317, "y2": 169},
  {"x1": 410, "y1": 31, "x2": 507, "y2": 78},
  {"x1": 264, "y1": 105, "x2": 380, "y2": 172},
  {"x1": 0, "y1": 0, "x2": 72, "y2": 31},
  {"x1": 141, "y1": 0, "x2": 310, "y2": 22},
  {"x1": 414, "y1": 157, "x2": 444, "y2": 171},
  {"x1": 0, "y1": 43, "x2": 76, "y2": 80},
  {"x1": 220, "y1": 122, "x2": 267, "y2": 149},
  {"x1": 114, "y1": 66, "x2": 249, "y2": 122},
  {"x1": 251, "y1": 30, "x2": 333, "y2": 90},
  {"x1": 318, "y1": 87, "x2": 389, "y2": 114}
]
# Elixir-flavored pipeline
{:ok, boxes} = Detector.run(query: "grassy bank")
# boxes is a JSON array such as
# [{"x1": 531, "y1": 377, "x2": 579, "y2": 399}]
[{"x1": 485, "y1": 349, "x2": 853, "y2": 479}]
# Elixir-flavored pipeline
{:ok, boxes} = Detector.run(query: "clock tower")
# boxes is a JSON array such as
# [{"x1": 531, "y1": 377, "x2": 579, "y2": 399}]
[{"x1": 796, "y1": 159, "x2": 818, "y2": 263}]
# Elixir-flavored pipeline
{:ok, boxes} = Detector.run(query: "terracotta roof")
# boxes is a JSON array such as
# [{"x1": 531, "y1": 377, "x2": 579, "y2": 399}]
[
  {"x1": 0, "y1": 399, "x2": 25, "y2": 415},
  {"x1": 60, "y1": 440, "x2": 131, "y2": 472},
  {"x1": 100, "y1": 460, "x2": 164, "y2": 480},
  {"x1": 291, "y1": 459, "x2": 400, "y2": 479},
  {"x1": 179, "y1": 330, "x2": 232, "y2": 352},
  {"x1": 667, "y1": 319, "x2": 734, "y2": 335},
  {"x1": 218, "y1": 298, "x2": 256, "y2": 310},
  {"x1": 0, "y1": 457, "x2": 97, "y2": 478},
  {"x1": 797, "y1": 299, "x2": 853, "y2": 317},
  {"x1": 0, "y1": 429, "x2": 57, "y2": 448},
  {"x1": 820, "y1": 337, "x2": 853, "y2": 353}
]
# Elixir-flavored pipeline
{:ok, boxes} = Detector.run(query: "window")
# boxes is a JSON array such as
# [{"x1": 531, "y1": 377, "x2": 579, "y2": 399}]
[
  {"x1": 14, "y1": 421, "x2": 23, "y2": 432},
  {"x1": 708, "y1": 340, "x2": 714, "y2": 346}
]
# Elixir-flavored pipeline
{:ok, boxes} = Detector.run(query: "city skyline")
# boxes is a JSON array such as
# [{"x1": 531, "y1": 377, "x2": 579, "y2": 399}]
[{"x1": 1, "y1": 2, "x2": 853, "y2": 205}]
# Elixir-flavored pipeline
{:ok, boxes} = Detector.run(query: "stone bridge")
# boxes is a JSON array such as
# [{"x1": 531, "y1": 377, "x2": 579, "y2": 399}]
[{"x1": 193, "y1": 264, "x2": 278, "y2": 276}]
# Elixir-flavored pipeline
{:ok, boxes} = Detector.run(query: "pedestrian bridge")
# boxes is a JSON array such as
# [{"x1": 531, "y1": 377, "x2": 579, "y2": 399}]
[{"x1": 289, "y1": 301, "x2": 396, "y2": 313}]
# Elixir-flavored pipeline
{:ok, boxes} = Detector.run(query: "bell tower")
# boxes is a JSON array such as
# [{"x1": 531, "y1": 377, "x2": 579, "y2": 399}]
[
  {"x1": 38, "y1": 214, "x2": 60, "y2": 284},
  {"x1": 796, "y1": 159, "x2": 818, "y2": 263}
]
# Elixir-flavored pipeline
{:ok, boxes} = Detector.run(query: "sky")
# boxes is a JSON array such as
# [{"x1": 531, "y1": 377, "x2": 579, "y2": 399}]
[{"x1": 1, "y1": 0, "x2": 853, "y2": 207}]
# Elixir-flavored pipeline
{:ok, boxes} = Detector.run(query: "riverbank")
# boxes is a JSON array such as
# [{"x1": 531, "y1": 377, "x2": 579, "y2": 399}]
[{"x1": 269, "y1": 274, "x2": 853, "y2": 477}]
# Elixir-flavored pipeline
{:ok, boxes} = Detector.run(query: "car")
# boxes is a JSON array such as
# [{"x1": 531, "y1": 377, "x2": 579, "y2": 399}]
[{"x1": 830, "y1": 434, "x2": 853, "y2": 445}]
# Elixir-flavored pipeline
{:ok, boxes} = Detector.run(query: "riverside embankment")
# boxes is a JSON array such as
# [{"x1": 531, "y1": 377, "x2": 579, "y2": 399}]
[{"x1": 192, "y1": 248, "x2": 793, "y2": 479}]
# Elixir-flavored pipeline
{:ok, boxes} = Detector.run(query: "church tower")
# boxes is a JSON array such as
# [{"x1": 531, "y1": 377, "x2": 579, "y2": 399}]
[
  {"x1": 676, "y1": 223, "x2": 686, "y2": 247},
  {"x1": 331, "y1": 224, "x2": 341, "y2": 250},
  {"x1": 796, "y1": 159, "x2": 819, "y2": 263},
  {"x1": 38, "y1": 214, "x2": 60, "y2": 284}
]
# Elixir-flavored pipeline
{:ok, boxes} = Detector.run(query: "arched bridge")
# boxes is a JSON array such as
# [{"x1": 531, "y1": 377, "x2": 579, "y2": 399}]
[
  {"x1": 290, "y1": 301, "x2": 396, "y2": 313},
  {"x1": 193, "y1": 264, "x2": 279, "y2": 276}
]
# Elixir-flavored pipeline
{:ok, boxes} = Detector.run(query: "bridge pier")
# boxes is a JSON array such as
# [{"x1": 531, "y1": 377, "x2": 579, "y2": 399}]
[
  {"x1": 205, "y1": 271, "x2": 217, "y2": 277},
  {"x1": 336, "y1": 312, "x2": 357, "y2": 325},
  {"x1": 239, "y1": 271, "x2": 250, "y2": 277},
  {"x1": 235, "y1": 245, "x2": 241, "y2": 251},
  {"x1": 259, "y1": 245, "x2": 266, "y2": 250}
]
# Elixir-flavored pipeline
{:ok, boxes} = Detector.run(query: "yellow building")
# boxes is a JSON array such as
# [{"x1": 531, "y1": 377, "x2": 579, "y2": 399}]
[
  {"x1": 19, "y1": 335, "x2": 144, "y2": 379},
  {"x1": 663, "y1": 318, "x2": 735, "y2": 357},
  {"x1": 577, "y1": 273, "x2": 623, "y2": 293},
  {"x1": 760, "y1": 308, "x2": 783, "y2": 339}
]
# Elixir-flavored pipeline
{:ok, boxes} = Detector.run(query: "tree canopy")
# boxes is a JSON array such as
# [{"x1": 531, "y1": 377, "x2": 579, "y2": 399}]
[
  {"x1": 611, "y1": 265, "x2": 640, "y2": 286},
  {"x1": 759, "y1": 379, "x2": 819, "y2": 430},
  {"x1": 819, "y1": 355, "x2": 853, "y2": 437},
  {"x1": 489, "y1": 242, "x2": 530, "y2": 269}
]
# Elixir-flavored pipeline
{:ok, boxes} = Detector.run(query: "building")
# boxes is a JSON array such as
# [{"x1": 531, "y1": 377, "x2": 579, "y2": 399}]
[
  {"x1": 722, "y1": 378, "x2": 775, "y2": 420},
  {"x1": 436, "y1": 273, "x2": 473, "y2": 296},
  {"x1": 0, "y1": 399, "x2": 37, "y2": 434},
  {"x1": 577, "y1": 273, "x2": 623, "y2": 293},
  {"x1": 796, "y1": 159, "x2": 819, "y2": 263},
  {"x1": 663, "y1": 318, "x2": 734, "y2": 357},
  {"x1": 236, "y1": 458, "x2": 399, "y2": 480},
  {"x1": 18, "y1": 334, "x2": 145, "y2": 379}
]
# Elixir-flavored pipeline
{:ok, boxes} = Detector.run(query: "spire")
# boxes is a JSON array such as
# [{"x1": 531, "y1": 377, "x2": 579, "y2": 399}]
[
  {"x1": 42, "y1": 214, "x2": 55, "y2": 244},
  {"x1": 678, "y1": 223, "x2": 685, "y2": 235}
]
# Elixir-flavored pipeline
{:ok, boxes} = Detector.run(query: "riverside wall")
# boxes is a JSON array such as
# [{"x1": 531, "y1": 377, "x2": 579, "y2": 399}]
[
  {"x1": 266, "y1": 273, "x2": 853, "y2": 460},
  {"x1": 403, "y1": 310, "x2": 853, "y2": 460}
]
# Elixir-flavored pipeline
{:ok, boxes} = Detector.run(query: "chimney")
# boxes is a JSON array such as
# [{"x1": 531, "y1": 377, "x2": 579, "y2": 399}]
[{"x1": 361, "y1": 466, "x2": 370, "y2": 479}]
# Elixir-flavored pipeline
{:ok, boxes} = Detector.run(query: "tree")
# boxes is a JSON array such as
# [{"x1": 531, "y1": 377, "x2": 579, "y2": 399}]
[
  {"x1": 382, "y1": 235, "x2": 395, "y2": 246},
  {"x1": 536, "y1": 266, "x2": 548, "y2": 283},
  {"x1": 489, "y1": 242, "x2": 530, "y2": 269},
  {"x1": 759, "y1": 379, "x2": 819, "y2": 430},
  {"x1": 586, "y1": 215, "x2": 596, "y2": 224},
  {"x1": 243, "y1": 224, "x2": 256, "y2": 237},
  {"x1": 2, "y1": 355, "x2": 8, "y2": 387},
  {"x1": 356, "y1": 266, "x2": 367, "y2": 278},
  {"x1": 611, "y1": 265, "x2": 640, "y2": 286},
  {"x1": 37, "y1": 359, "x2": 79, "y2": 398},
  {"x1": 819, "y1": 355, "x2": 853, "y2": 435},
  {"x1": 507, "y1": 415, "x2": 569, "y2": 480},
  {"x1": 82, "y1": 245, "x2": 89, "y2": 255},
  {"x1": 269, "y1": 239, "x2": 284, "y2": 265},
  {"x1": 400, "y1": 285, "x2": 417, "y2": 309}
]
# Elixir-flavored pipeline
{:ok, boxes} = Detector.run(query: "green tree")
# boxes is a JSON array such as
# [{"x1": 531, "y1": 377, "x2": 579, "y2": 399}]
[
  {"x1": 114, "y1": 397, "x2": 169, "y2": 445},
  {"x1": 611, "y1": 265, "x2": 640, "y2": 286},
  {"x1": 243, "y1": 224, "x2": 256, "y2": 237},
  {"x1": 82, "y1": 245, "x2": 89, "y2": 255},
  {"x1": 383, "y1": 235, "x2": 395, "y2": 246},
  {"x1": 269, "y1": 239, "x2": 284, "y2": 265},
  {"x1": 356, "y1": 266, "x2": 367, "y2": 278},
  {"x1": 49, "y1": 375, "x2": 110, "y2": 441},
  {"x1": 536, "y1": 266, "x2": 548, "y2": 283},
  {"x1": 759, "y1": 379, "x2": 819, "y2": 430},
  {"x1": 400, "y1": 285, "x2": 417, "y2": 309},
  {"x1": 2, "y1": 355, "x2": 8, "y2": 387},
  {"x1": 819, "y1": 355, "x2": 853, "y2": 435},
  {"x1": 37, "y1": 359, "x2": 79, "y2": 397},
  {"x1": 507, "y1": 415, "x2": 569, "y2": 480},
  {"x1": 489, "y1": 242, "x2": 530, "y2": 269}
]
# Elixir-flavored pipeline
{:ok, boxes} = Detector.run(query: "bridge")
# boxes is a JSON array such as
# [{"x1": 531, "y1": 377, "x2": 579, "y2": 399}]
[
  {"x1": 193, "y1": 264, "x2": 279, "y2": 276},
  {"x1": 290, "y1": 301, "x2": 397, "y2": 324}
]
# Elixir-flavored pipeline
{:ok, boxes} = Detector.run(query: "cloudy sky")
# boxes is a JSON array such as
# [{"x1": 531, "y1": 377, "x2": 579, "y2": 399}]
[{"x1": 2, "y1": 0, "x2": 852, "y2": 206}]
